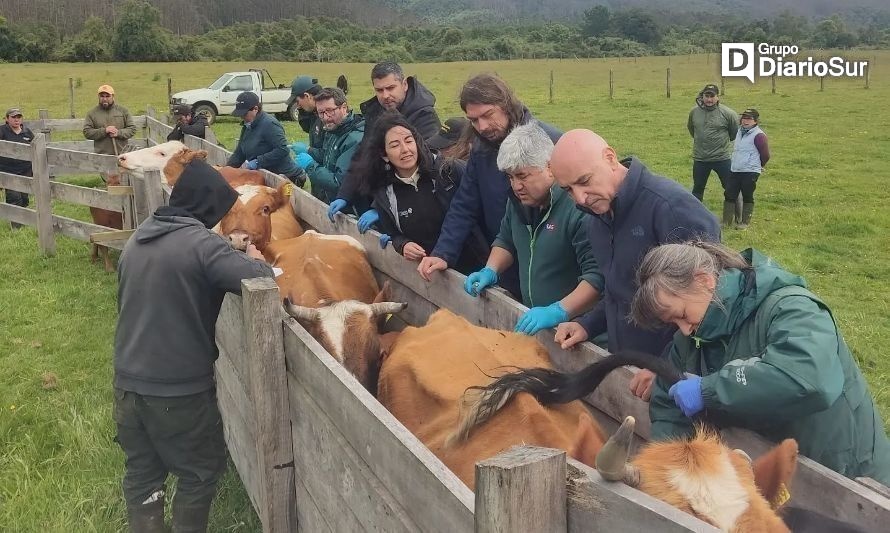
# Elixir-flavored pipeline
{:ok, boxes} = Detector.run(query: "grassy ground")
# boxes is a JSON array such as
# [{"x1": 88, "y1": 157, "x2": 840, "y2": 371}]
[{"x1": 2, "y1": 51, "x2": 888, "y2": 530}]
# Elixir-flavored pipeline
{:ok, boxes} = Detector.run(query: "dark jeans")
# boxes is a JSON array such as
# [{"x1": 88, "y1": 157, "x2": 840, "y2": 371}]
[
  {"x1": 4, "y1": 189, "x2": 29, "y2": 207},
  {"x1": 691, "y1": 159, "x2": 733, "y2": 200},
  {"x1": 113, "y1": 388, "x2": 226, "y2": 508},
  {"x1": 725, "y1": 172, "x2": 759, "y2": 203}
]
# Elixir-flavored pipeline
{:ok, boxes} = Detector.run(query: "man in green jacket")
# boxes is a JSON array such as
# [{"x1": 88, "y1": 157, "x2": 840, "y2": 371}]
[
  {"x1": 687, "y1": 84, "x2": 739, "y2": 209},
  {"x1": 639, "y1": 242, "x2": 890, "y2": 484},
  {"x1": 465, "y1": 122, "x2": 604, "y2": 335},
  {"x1": 83, "y1": 84, "x2": 136, "y2": 157},
  {"x1": 294, "y1": 87, "x2": 364, "y2": 204}
]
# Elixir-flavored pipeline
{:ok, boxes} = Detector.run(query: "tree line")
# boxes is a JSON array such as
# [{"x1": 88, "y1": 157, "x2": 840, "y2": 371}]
[{"x1": 1, "y1": 0, "x2": 888, "y2": 64}]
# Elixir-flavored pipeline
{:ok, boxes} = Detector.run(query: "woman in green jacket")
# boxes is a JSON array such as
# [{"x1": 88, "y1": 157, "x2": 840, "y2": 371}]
[{"x1": 638, "y1": 241, "x2": 890, "y2": 485}]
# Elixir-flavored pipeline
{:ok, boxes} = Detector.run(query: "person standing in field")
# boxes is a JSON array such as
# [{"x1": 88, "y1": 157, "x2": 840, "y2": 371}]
[
  {"x1": 727, "y1": 108, "x2": 770, "y2": 229},
  {"x1": 83, "y1": 84, "x2": 136, "y2": 159},
  {"x1": 687, "y1": 83, "x2": 739, "y2": 219},
  {"x1": 0, "y1": 107, "x2": 34, "y2": 228}
]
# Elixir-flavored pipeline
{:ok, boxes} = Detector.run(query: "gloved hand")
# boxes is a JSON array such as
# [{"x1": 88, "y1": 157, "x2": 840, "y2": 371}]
[
  {"x1": 245, "y1": 159, "x2": 259, "y2": 170},
  {"x1": 668, "y1": 375, "x2": 704, "y2": 417},
  {"x1": 327, "y1": 199, "x2": 347, "y2": 221},
  {"x1": 379, "y1": 234, "x2": 392, "y2": 249},
  {"x1": 514, "y1": 302, "x2": 568, "y2": 335},
  {"x1": 295, "y1": 152, "x2": 315, "y2": 170},
  {"x1": 357, "y1": 209, "x2": 380, "y2": 233},
  {"x1": 289, "y1": 141, "x2": 308, "y2": 155},
  {"x1": 464, "y1": 267, "x2": 498, "y2": 297}
]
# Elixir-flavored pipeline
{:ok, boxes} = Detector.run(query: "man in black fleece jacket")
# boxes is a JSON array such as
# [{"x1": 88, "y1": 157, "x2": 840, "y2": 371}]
[{"x1": 113, "y1": 159, "x2": 272, "y2": 532}]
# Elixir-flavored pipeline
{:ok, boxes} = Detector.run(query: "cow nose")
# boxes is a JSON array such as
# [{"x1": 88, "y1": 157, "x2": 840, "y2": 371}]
[
  {"x1": 228, "y1": 231, "x2": 250, "y2": 251},
  {"x1": 118, "y1": 155, "x2": 127, "y2": 163}
]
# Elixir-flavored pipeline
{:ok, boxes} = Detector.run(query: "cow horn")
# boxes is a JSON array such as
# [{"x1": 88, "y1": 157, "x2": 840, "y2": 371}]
[
  {"x1": 283, "y1": 299, "x2": 321, "y2": 322},
  {"x1": 733, "y1": 448, "x2": 753, "y2": 465},
  {"x1": 596, "y1": 416, "x2": 640, "y2": 487},
  {"x1": 368, "y1": 302, "x2": 407, "y2": 316}
]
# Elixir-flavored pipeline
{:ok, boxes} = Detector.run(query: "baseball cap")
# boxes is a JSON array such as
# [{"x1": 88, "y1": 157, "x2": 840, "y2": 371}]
[
  {"x1": 6, "y1": 107, "x2": 23, "y2": 117},
  {"x1": 98, "y1": 84, "x2": 115, "y2": 95},
  {"x1": 427, "y1": 117, "x2": 470, "y2": 151},
  {"x1": 700, "y1": 83, "x2": 719, "y2": 96},
  {"x1": 740, "y1": 108, "x2": 760, "y2": 121},
  {"x1": 172, "y1": 104, "x2": 193, "y2": 116},
  {"x1": 233, "y1": 92, "x2": 260, "y2": 117},
  {"x1": 286, "y1": 75, "x2": 320, "y2": 106}
]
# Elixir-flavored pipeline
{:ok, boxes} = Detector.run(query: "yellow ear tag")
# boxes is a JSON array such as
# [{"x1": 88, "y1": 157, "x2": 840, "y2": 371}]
[
  {"x1": 282, "y1": 183, "x2": 294, "y2": 197},
  {"x1": 773, "y1": 483, "x2": 791, "y2": 508}
]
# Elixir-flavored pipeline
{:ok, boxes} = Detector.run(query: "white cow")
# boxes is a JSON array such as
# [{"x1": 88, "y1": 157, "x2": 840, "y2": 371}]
[{"x1": 117, "y1": 140, "x2": 187, "y2": 185}]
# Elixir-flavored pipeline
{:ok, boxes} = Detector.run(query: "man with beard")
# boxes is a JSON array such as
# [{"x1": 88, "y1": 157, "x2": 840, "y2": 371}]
[
  {"x1": 416, "y1": 73, "x2": 561, "y2": 300},
  {"x1": 83, "y1": 84, "x2": 136, "y2": 157},
  {"x1": 687, "y1": 83, "x2": 740, "y2": 218},
  {"x1": 293, "y1": 87, "x2": 365, "y2": 203}
]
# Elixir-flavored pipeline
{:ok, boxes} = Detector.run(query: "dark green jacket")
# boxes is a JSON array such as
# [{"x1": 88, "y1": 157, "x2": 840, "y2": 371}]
[
  {"x1": 687, "y1": 103, "x2": 738, "y2": 162},
  {"x1": 492, "y1": 185, "x2": 604, "y2": 310},
  {"x1": 227, "y1": 111, "x2": 300, "y2": 177},
  {"x1": 650, "y1": 249, "x2": 890, "y2": 485},
  {"x1": 305, "y1": 111, "x2": 364, "y2": 203}
]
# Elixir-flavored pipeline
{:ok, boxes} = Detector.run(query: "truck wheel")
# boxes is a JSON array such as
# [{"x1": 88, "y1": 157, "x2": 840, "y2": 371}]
[
  {"x1": 287, "y1": 102, "x2": 301, "y2": 122},
  {"x1": 193, "y1": 104, "x2": 217, "y2": 125}
]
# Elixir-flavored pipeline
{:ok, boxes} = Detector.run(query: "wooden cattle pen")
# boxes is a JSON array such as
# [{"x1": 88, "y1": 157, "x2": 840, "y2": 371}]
[{"x1": 135, "y1": 117, "x2": 890, "y2": 531}]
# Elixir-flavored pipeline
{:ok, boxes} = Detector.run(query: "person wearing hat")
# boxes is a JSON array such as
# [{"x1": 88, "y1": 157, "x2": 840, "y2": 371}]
[
  {"x1": 687, "y1": 83, "x2": 740, "y2": 215},
  {"x1": 427, "y1": 116, "x2": 472, "y2": 160},
  {"x1": 728, "y1": 108, "x2": 770, "y2": 228},
  {"x1": 226, "y1": 91, "x2": 305, "y2": 185},
  {"x1": 0, "y1": 108, "x2": 34, "y2": 224},
  {"x1": 166, "y1": 104, "x2": 208, "y2": 142},
  {"x1": 285, "y1": 75, "x2": 326, "y2": 158},
  {"x1": 83, "y1": 84, "x2": 136, "y2": 157}
]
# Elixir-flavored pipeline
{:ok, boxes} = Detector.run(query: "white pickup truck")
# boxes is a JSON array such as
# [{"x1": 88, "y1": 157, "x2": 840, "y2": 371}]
[{"x1": 169, "y1": 69, "x2": 298, "y2": 124}]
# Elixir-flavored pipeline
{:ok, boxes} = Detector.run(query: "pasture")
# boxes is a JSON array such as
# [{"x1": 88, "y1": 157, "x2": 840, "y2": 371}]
[{"x1": 2, "y1": 52, "x2": 889, "y2": 530}]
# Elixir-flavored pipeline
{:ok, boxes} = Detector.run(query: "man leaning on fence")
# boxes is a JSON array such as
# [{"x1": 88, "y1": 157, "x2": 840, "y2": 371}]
[
  {"x1": 167, "y1": 104, "x2": 208, "y2": 142},
  {"x1": 0, "y1": 107, "x2": 34, "y2": 229},
  {"x1": 83, "y1": 84, "x2": 136, "y2": 158}
]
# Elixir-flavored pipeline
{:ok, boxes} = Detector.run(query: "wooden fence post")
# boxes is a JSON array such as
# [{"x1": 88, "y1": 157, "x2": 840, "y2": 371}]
[
  {"x1": 38, "y1": 109, "x2": 51, "y2": 143},
  {"x1": 68, "y1": 77, "x2": 75, "y2": 118},
  {"x1": 31, "y1": 133, "x2": 55, "y2": 256},
  {"x1": 666, "y1": 68, "x2": 671, "y2": 98},
  {"x1": 143, "y1": 169, "x2": 165, "y2": 216},
  {"x1": 167, "y1": 78, "x2": 173, "y2": 104},
  {"x1": 475, "y1": 446, "x2": 567, "y2": 533},
  {"x1": 771, "y1": 74, "x2": 776, "y2": 94},
  {"x1": 119, "y1": 172, "x2": 136, "y2": 230},
  {"x1": 549, "y1": 70, "x2": 554, "y2": 104},
  {"x1": 720, "y1": 76, "x2": 726, "y2": 96},
  {"x1": 241, "y1": 278, "x2": 297, "y2": 532},
  {"x1": 609, "y1": 70, "x2": 614, "y2": 99},
  {"x1": 820, "y1": 75, "x2": 825, "y2": 91},
  {"x1": 865, "y1": 62, "x2": 870, "y2": 89}
]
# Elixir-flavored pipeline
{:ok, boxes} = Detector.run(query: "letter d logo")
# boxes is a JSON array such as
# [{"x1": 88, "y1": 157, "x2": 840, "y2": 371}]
[{"x1": 722, "y1": 43, "x2": 755, "y2": 83}]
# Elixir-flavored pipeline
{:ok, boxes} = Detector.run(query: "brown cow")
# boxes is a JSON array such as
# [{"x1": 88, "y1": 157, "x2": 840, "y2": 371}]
[
  {"x1": 271, "y1": 231, "x2": 405, "y2": 391},
  {"x1": 89, "y1": 172, "x2": 123, "y2": 272}
]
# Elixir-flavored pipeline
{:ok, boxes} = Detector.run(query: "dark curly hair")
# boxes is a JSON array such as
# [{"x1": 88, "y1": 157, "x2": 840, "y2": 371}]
[{"x1": 353, "y1": 111, "x2": 436, "y2": 196}]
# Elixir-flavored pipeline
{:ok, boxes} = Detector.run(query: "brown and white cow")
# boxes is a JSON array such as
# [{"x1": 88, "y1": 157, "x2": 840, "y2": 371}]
[
  {"x1": 270, "y1": 231, "x2": 405, "y2": 391},
  {"x1": 215, "y1": 183, "x2": 303, "y2": 251},
  {"x1": 117, "y1": 140, "x2": 188, "y2": 185}
]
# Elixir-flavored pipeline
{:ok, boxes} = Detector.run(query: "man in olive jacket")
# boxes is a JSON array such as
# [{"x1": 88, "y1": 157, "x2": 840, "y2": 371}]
[
  {"x1": 83, "y1": 84, "x2": 136, "y2": 156},
  {"x1": 687, "y1": 83, "x2": 739, "y2": 201}
]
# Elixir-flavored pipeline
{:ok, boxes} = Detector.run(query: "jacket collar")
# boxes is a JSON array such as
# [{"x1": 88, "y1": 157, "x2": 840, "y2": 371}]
[{"x1": 574, "y1": 157, "x2": 641, "y2": 219}]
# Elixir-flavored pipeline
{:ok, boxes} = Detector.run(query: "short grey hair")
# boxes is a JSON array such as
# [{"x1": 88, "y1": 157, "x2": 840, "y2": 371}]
[{"x1": 496, "y1": 122, "x2": 554, "y2": 173}]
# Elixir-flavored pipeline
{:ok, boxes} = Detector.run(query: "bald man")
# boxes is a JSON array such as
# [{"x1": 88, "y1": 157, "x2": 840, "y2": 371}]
[{"x1": 550, "y1": 129, "x2": 720, "y2": 400}]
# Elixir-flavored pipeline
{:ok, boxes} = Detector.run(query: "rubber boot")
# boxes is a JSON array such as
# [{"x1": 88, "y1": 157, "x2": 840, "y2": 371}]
[
  {"x1": 734, "y1": 192, "x2": 744, "y2": 224},
  {"x1": 172, "y1": 501, "x2": 212, "y2": 533},
  {"x1": 127, "y1": 496, "x2": 168, "y2": 533},
  {"x1": 737, "y1": 203, "x2": 754, "y2": 229},
  {"x1": 722, "y1": 201, "x2": 736, "y2": 227}
]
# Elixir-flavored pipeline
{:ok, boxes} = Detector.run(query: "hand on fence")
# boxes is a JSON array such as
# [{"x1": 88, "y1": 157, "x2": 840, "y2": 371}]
[
  {"x1": 554, "y1": 321, "x2": 588, "y2": 350},
  {"x1": 295, "y1": 153, "x2": 315, "y2": 170},
  {"x1": 357, "y1": 209, "x2": 380, "y2": 233},
  {"x1": 402, "y1": 242, "x2": 427, "y2": 261},
  {"x1": 464, "y1": 267, "x2": 498, "y2": 297},
  {"x1": 379, "y1": 234, "x2": 392, "y2": 249},
  {"x1": 514, "y1": 302, "x2": 568, "y2": 335},
  {"x1": 327, "y1": 199, "x2": 347, "y2": 222},
  {"x1": 245, "y1": 159, "x2": 259, "y2": 170},
  {"x1": 417, "y1": 256, "x2": 448, "y2": 282}
]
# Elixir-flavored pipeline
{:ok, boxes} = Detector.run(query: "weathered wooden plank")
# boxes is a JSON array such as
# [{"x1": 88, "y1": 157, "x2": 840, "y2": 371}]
[
  {"x1": 214, "y1": 295, "x2": 250, "y2": 400},
  {"x1": 476, "y1": 446, "x2": 567, "y2": 533},
  {"x1": 51, "y1": 214, "x2": 128, "y2": 250},
  {"x1": 566, "y1": 459, "x2": 718, "y2": 532},
  {"x1": 32, "y1": 133, "x2": 55, "y2": 256},
  {"x1": 42, "y1": 116, "x2": 147, "y2": 130},
  {"x1": 282, "y1": 318, "x2": 476, "y2": 532},
  {"x1": 143, "y1": 169, "x2": 165, "y2": 216},
  {"x1": 118, "y1": 174, "x2": 136, "y2": 231},
  {"x1": 288, "y1": 374, "x2": 421, "y2": 532},
  {"x1": 293, "y1": 477, "x2": 333, "y2": 533},
  {"x1": 107, "y1": 185, "x2": 134, "y2": 196},
  {"x1": 0, "y1": 171, "x2": 33, "y2": 194},
  {"x1": 50, "y1": 181, "x2": 127, "y2": 211},
  {"x1": 0, "y1": 203, "x2": 37, "y2": 227},
  {"x1": 144, "y1": 116, "x2": 171, "y2": 146},
  {"x1": 46, "y1": 147, "x2": 118, "y2": 174},
  {"x1": 215, "y1": 356, "x2": 261, "y2": 513},
  {"x1": 0, "y1": 139, "x2": 33, "y2": 160},
  {"x1": 90, "y1": 229, "x2": 135, "y2": 243},
  {"x1": 857, "y1": 478, "x2": 890, "y2": 499},
  {"x1": 47, "y1": 140, "x2": 148, "y2": 153}
]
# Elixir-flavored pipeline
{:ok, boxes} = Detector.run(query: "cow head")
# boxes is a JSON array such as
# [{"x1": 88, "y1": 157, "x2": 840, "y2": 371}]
[
  {"x1": 597, "y1": 416, "x2": 794, "y2": 532},
  {"x1": 116, "y1": 141, "x2": 195, "y2": 184},
  {"x1": 162, "y1": 148, "x2": 209, "y2": 187},
  {"x1": 283, "y1": 282, "x2": 407, "y2": 392},
  {"x1": 217, "y1": 183, "x2": 288, "y2": 251}
]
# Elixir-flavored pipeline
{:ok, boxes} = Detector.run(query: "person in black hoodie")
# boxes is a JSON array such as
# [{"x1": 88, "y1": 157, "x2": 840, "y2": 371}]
[
  {"x1": 113, "y1": 159, "x2": 272, "y2": 532},
  {"x1": 166, "y1": 104, "x2": 208, "y2": 141},
  {"x1": 350, "y1": 111, "x2": 487, "y2": 274}
]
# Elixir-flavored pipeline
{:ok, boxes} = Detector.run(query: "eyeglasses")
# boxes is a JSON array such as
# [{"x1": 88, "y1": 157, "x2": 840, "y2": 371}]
[{"x1": 317, "y1": 104, "x2": 344, "y2": 117}]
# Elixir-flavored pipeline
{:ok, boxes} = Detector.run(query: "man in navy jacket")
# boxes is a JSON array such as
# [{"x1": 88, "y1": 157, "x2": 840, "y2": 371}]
[
  {"x1": 417, "y1": 73, "x2": 560, "y2": 298},
  {"x1": 549, "y1": 129, "x2": 720, "y2": 400}
]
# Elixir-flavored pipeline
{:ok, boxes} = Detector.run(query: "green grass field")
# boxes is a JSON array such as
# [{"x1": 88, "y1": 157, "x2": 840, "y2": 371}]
[{"x1": 2, "y1": 52, "x2": 889, "y2": 530}]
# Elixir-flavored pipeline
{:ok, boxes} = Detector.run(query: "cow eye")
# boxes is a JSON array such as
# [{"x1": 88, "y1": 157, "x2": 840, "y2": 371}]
[
  {"x1": 262, "y1": 205, "x2": 271, "y2": 215},
  {"x1": 158, "y1": 151, "x2": 166, "y2": 157}
]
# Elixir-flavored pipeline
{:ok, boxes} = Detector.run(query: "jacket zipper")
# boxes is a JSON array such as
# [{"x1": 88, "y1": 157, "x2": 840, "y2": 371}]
[{"x1": 526, "y1": 193, "x2": 554, "y2": 307}]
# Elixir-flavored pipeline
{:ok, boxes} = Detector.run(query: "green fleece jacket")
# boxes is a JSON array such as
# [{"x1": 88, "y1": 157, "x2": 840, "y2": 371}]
[
  {"x1": 650, "y1": 249, "x2": 890, "y2": 485},
  {"x1": 492, "y1": 185, "x2": 604, "y2": 309},
  {"x1": 83, "y1": 103, "x2": 136, "y2": 155},
  {"x1": 687, "y1": 103, "x2": 739, "y2": 162},
  {"x1": 304, "y1": 111, "x2": 364, "y2": 203}
]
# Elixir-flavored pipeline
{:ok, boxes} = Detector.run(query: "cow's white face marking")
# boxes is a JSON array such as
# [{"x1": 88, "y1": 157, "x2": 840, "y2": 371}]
[
  {"x1": 667, "y1": 450, "x2": 749, "y2": 531},
  {"x1": 315, "y1": 300, "x2": 373, "y2": 362},
  {"x1": 118, "y1": 141, "x2": 187, "y2": 176},
  {"x1": 235, "y1": 184, "x2": 265, "y2": 205},
  {"x1": 304, "y1": 230, "x2": 365, "y2": 253}
]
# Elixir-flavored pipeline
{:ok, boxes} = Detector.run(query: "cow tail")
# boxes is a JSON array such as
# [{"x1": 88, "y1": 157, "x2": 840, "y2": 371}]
[{"x1": 448, "y1": 351, "x2": 683, "y2": 445}]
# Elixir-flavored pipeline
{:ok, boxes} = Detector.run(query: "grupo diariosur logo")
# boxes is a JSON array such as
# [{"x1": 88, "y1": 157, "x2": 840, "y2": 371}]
[{"x1": 722, "y1": 43, "x2": 869, "y2": 83}]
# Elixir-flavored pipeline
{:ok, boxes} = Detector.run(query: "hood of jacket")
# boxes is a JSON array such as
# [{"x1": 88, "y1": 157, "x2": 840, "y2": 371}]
[
  {"x1": 695, "y1": 248, "x2": 808, "y2": 341},
  {"x1": 149, "y1": 158, "x2": 237, "y2": 236},
  {"x1": 360, "y1": 76, "x2": 436, "y2": 118}
]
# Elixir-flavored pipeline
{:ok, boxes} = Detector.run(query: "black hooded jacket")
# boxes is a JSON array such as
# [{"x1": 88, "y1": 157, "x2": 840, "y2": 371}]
[
  {"x1": 360, "y1": 76, "x2": 442, "y2": 142},
  {"x1": 114, "y1": 160, "x2": 273, "y2": 396}
]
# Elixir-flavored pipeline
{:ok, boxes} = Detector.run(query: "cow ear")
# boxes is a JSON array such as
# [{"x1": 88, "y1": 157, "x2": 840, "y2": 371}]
[
  {"x1": 273, "y1": 183, "x2": 291, "y2": 209},
  {"x1": 752, "y1": 439, "x2": 799, "y2": 509},
  {"x1": 378, "y1": 331, "x2": 401, "y2": 363},
  {"x1": 568, "y1": 412, "x2": 607, "y2": 469}
]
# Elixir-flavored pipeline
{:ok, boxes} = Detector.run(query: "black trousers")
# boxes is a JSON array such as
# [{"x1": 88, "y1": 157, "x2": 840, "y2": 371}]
[
  {"x1": 724, "y1": 172, "x2": 759, "y2": 203},
  {"x1": 113, "y1": 388, "x2": 226, "y2": 508},
  {"x1": 691, "y1": 159, "x2": 732, "y2": 200}
]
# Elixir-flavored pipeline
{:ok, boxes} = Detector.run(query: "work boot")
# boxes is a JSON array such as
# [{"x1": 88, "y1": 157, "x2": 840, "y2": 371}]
[
  {"x1": 172, "y1": 501, "x2": 212, "y2": 533},
  {"x1": 737, "y1": 203, "x2": 755, "y2": 229},
  {"x1": 722, "y1": 201, "x2": 736, "y2": 227},
  {"x1": 734, "y1": 192, "x2": 744, "y2": 224},
  {"x1": 127, "y1": 495, "x2": 168, "y2": 533}
]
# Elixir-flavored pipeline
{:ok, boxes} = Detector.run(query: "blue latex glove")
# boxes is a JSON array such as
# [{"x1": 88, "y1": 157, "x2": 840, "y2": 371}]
[
  {"x1": 668, "y1": 375, "x2": 704, "y2": 417},
  {"x1": 295, "y1": 152, "x2": 315, "y2": 170},
  {"x1": 514, "y1": 302, "x2": 569, "y2": 335},
  {"x1": 245, "y1": 159, "x2": 259, "y2": 170},
  {"x1": 327, "y1": 199, "x2": 347, "y2": 222},
  {"x1": 379, "y1": 234, "x2": 392, "y2": 249},
  {"x1": 357, "y1": 209, "x2": 380, "y2": 234},
  {"x1": 289, "y1": 141, "x2": 308, "y2": 155},
  {"x1": 464, "y1": 267, "x2": 499, "y2": 297}
]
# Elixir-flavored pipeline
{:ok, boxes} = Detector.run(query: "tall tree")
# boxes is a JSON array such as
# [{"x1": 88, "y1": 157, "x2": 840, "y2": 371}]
[
  {"x1": 112, "y1": 0, "x2": 170, "y2": 61},
  {"x1": 582, "y1": 5, "x2": 611, "y2": 38}
]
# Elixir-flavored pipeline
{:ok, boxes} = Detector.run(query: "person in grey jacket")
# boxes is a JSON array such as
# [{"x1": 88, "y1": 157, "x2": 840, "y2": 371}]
[{"x1": 113, "y1": 159, "x2": 272, "y2": 532}]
